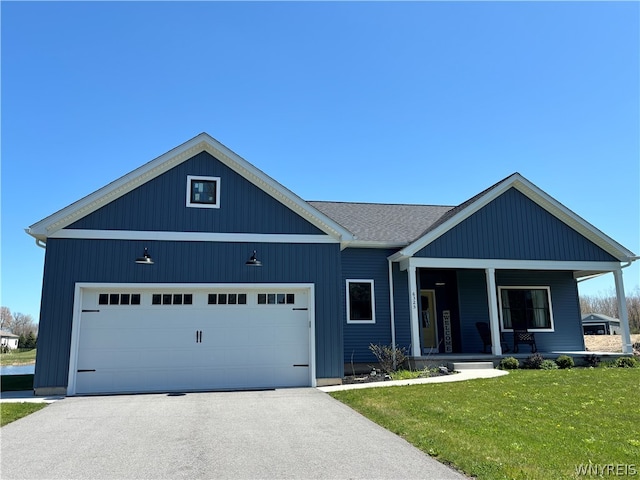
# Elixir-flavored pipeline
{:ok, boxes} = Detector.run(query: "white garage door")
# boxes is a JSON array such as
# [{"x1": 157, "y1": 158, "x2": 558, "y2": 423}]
[{"x1": 73, "y1": 286, "x2": 312, "y2": 395}]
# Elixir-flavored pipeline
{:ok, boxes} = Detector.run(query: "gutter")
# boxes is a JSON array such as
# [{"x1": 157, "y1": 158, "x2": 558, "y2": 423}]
[
  {"x1": 25, "y1": 228, "x2": 47, "y2": 249},
  {"x1": 622, "y1": 256, "x2": 640, "y2": 269}
]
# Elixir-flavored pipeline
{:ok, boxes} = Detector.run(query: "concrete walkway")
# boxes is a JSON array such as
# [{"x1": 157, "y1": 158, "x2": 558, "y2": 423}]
[{"x1": 319, "y1": 367, "x2": 509, "y2": 392}]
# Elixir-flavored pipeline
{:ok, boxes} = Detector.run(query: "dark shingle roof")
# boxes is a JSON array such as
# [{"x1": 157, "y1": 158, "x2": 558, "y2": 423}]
[{"x1": 308, "y1": 201, "x2": 454, "y2": 244}]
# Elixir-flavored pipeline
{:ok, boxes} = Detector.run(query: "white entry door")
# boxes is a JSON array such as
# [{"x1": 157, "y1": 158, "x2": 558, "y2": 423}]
[{"x1": 73, "y1": 286, "x2": 312, "y2": 395}]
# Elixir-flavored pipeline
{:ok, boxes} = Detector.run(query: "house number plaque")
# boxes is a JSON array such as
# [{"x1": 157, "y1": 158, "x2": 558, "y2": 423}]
[{"x1": 443, "y1": 310, "x2": 453, "y2": 353}]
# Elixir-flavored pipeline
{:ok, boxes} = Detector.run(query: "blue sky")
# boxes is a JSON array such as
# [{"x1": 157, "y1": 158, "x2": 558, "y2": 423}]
[{"x1": 2, "y1": 1, "x2": 639, "y2": 320}]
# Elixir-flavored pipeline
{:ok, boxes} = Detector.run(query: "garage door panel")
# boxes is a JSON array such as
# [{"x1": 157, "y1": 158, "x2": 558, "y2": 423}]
[{"x1": 75, "y1": 287, "x2": 311, "y2": 394}]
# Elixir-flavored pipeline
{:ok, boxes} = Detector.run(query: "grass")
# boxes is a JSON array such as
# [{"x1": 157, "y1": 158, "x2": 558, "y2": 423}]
[
  {"x1": 331, "y1": 368, "x2": 640, "y2": 480},
  {"x1": 1, "y1": 403, "x2": 47, "y2": 427},
  {"x1": 1, "y1": 374, "x2": 34, "y2": 392},
  {"x1": 0, "y1": 348, "x2": 36, "y2": 366}
]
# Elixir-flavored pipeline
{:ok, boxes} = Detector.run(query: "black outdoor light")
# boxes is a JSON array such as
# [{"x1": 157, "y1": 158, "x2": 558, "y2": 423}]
[
  {"x1": 245, "y1": 250, "x2": 262, "y2": 267},
  {"x1": 135, "y1": 247, "x2": 154, "y2": 265}
]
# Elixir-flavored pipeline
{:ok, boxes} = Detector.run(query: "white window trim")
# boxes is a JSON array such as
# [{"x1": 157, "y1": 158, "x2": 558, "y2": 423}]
[
  {"x1": 186, "y1": 175, "x2": 221, "y2": 209},
  {"x1": 498, "y1": 285, "x2": 555, "y2": 332},
  {"x1": 346, "y1": 279, "x2": 376, "y2": 324}
]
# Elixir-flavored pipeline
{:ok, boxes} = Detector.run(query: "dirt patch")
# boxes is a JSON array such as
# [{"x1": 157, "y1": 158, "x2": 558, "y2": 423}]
[{"x1": 584, "y1": 334, "x2": 640, "y2": 353}]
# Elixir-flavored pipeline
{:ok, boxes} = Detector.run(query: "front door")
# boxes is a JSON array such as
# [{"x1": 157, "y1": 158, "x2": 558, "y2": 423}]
[{"x1": 420, "y1": 289, "x2": 438, "y2": 353}]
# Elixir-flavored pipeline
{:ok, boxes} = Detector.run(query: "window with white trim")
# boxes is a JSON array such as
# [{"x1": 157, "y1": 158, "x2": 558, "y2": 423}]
[
  {"x1": 186, "y1": 175, "x2": 220, "y2": 208},
  {"x1": 346, "y1": 280, "x2": 375, "y2": 323},
  {"x1": 498, "y1": 286, "x2": 554, "y2": 331}
]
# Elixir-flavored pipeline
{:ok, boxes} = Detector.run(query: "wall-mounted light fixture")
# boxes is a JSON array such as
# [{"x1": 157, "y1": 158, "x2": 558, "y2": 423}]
[
  {"x1": 135, "y1": 247, "x2": 154, "y2": 265},
  {"x1": 435, "y1": 282, "x2": 446, "y2": 286},
  {"x1": 245, "y1": 250, "x2": 262, "y2": 267}
]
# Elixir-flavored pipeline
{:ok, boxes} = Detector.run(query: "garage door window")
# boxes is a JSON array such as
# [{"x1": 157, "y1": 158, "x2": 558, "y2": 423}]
[
  {"x1": 152, "y1": 294, "x2": 193, "y2": 305},
  {"x1": 258, "y1": 293, "x2": 295, "y2": 305},
  {"x1": 208, "y1": 293, "x2": 247, "y2": 305},
  {"x1": 99, "y1": 293, "x2": 141, "y2": 305}
]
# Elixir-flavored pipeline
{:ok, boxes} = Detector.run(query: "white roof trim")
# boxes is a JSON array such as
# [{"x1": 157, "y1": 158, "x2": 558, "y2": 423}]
[
  {"x1": 392, "y1": 173, "x2": 635, "y2": 262},
  {"x1": 49, "y1": 229, "x2": 340, "y2": 244},
  {"x1": 27, "y1": 133, "x2": 355, "y2": 244}
]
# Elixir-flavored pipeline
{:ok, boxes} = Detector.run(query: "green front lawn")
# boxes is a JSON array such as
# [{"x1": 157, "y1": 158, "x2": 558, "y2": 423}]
[
  {"x1": 1, "y1": 403, "x2": 47, "y2": 427},
  {"x1": 0, "y1": 349, "x2": 36, "y2": 366},
  {"x1": 331, "y1": 369, "x2": 640, "y2": 480}
]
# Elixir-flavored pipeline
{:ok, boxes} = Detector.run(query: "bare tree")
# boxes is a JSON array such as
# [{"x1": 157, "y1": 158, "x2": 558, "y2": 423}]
[
  {"x1": 0, "y1": 306, "x2": 13, "y2": 331},
  {"x1": 8, "y1": 312, "x2": 38, "y2": 337}
]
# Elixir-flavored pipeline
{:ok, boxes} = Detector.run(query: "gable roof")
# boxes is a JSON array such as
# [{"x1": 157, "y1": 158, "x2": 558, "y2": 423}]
[
  {"x1": 308, "y1": 201, "x2": 453, "y2": 247},
  {"x1": 582, "y1": 313, "x2": 620, "y2": 324},
  {"x1": 389, "y1": 173, "x2": 636, "y2": 262},
  {"x1": 0, "y1": 330, "x2": 19, "y2": 338},
  {"x1": 26, "y1": 133, "x2": 355, "y2": 245}
]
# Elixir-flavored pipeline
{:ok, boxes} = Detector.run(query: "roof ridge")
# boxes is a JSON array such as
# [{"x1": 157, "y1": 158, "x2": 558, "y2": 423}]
[{"x1": 307, "y1": 200, "x2": 455, "y2": 208}]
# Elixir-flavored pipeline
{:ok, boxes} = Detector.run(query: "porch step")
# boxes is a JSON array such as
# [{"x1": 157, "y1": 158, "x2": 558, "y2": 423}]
[{"x1": 451, "y1": 361, "x2": 495, "y2": 371}]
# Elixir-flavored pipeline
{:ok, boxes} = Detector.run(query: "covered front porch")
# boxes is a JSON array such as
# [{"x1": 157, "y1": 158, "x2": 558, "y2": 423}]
[{"x1": 395, "y1": 257, "x2": 635, "y2": 358}]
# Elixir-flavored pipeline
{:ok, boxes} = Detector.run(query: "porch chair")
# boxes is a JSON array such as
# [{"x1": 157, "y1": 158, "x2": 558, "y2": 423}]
[
  {"x1": 512, "y1": 317, "x2": 537, "y2": 353},
  {"x1": 475, "y1": 322, "x2": 509, "y2": 354}
]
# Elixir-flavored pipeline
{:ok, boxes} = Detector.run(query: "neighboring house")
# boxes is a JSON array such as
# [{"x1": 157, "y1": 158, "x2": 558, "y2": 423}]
[
  {"x1": 582, "y1": 313, "x2": 621, "y2": 335},
  {"x1": 26, "y1": 133, "x2": 638, "y2": 396},
  {"x1": 0, "y1": 330, "x2": 19, "y2": 350}
]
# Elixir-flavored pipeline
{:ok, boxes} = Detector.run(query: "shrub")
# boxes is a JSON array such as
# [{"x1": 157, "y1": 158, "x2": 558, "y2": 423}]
[
  {"x1": 368, "y1": 344, "x2": 408, "y2": 373},
  {"x1": 614, "y1": 356, "x2": 637, "y2": 368},
  {"x1": 498, "y1": 357, "x2": 520, "y2": 370},
  {"x1": 583, "y1": 354, "x2": 601, "y2": 368},
  {"x1": 555, "y1": 355, "x2": 574, "y2": 369},
  {"x1": 540, "y1": 359, "x2": 558, "y2": 370},
  {"x1": 523, "y1": 353, "x2": 545, "y2": 370}
]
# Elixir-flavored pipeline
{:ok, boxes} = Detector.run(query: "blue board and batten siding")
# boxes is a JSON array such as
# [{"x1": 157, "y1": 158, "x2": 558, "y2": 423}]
[
  {"x1": 69, "y1": 151, "x2": 324, "y2": 235},
  {"x1": 417, "y1": 188, "x2": 617, "y2": 261},
  {"x1": 341, "y1": 248, "x2": 395, "y2": 363},
  {"x1": 34, "y1": 150, "x2": 344, "y2": 391}
]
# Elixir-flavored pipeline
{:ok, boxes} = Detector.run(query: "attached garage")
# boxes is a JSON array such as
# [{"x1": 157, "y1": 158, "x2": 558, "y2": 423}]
[{"x1": 68, "y1": 284, "x2": 315, "y2": 395}]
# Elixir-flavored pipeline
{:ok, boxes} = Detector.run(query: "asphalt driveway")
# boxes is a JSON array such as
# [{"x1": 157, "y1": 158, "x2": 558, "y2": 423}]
[{"x1": 1, "y1": 388, "x2": 466, "y2": 479}]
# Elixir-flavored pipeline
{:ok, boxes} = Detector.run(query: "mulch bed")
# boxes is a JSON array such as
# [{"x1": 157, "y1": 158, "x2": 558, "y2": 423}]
[{"x1": 342, "y1": 367, "x2": 452, "y2": 385}]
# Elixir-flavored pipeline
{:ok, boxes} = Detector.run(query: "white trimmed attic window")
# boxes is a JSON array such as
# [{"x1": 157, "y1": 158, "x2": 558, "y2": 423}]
[{"x1": 187, "y1": 175, "x2": 220, "y2": 209}]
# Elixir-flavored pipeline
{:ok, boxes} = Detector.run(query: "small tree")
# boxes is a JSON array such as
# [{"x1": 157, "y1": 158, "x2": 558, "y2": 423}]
[
  {"x1": 369, "y1": 343, "x2": 407, "y2": 373},
  {"x1": 18, "y1": 334, "x2": 26, "y2": 349},
  {"x1": 24, "y1": 331, "x2": 37, "y2": 349}
]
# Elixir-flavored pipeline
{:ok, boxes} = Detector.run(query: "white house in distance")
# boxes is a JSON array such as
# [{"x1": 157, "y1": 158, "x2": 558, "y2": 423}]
[
  {"x1": 582, "y1": 313, "x2": 621, "y2": 335},
  {"x1": 0, "y1": 330, "x2": 20, "y2": 350}
]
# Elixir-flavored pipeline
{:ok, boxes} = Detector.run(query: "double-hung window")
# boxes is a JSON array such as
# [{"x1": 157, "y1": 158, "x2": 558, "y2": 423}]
[
  {"x1": 346, "y1": 279, "x2": 375, "y2": 324},
  {"x1": 499, "y1": 286, "x2": 554, "y2": 331}
]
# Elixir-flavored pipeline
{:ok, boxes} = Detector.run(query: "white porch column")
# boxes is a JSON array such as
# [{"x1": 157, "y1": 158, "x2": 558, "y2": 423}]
[
  {"x1": 408, "y1": 264, "x2": 422, "y2": 357},
  {"x1": 614, "y1": 269, "x2": 633, "y2": 354},
  {"x1": 485, "y1": 268, "x2": 502, "y2": 356}
]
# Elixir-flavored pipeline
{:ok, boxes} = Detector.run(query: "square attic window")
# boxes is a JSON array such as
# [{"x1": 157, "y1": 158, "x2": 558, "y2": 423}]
[{"x1": 187, "y1": 175, "x2": 220, "y2": 209}]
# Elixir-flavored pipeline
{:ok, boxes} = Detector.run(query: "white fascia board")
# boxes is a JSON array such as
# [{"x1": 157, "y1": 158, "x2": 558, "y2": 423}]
[
  {"x1": 27, "y1": 133, "x2": 354, "y2": 244},
  {"x1": 50, "y1": 229, "x2": 340, "y2": 244},
  {"x1": 400, "y1": 257, "x2": 622, "y2": 272},
  {"x1": 397, "y1": 173, "x2": 635, "y2": 262}
]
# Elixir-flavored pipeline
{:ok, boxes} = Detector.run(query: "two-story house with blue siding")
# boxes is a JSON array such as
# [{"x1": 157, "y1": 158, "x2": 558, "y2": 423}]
[{"x1": 27, "y1": 133, "x2": 637, "y2": 396}]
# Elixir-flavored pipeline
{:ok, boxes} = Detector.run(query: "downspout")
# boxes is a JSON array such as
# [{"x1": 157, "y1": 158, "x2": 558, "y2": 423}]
[
  {"x1": 387, "y1": 259, "x2": 397, "y2": 370},
  {"x1": 36, "y1": 238, "x2": 47, "y2": 249}
]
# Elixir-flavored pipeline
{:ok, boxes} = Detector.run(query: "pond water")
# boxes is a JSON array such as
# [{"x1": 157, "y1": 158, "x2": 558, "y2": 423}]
[{"x1": 0, "y1": 364, "x2": 35, "y2": 375}]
